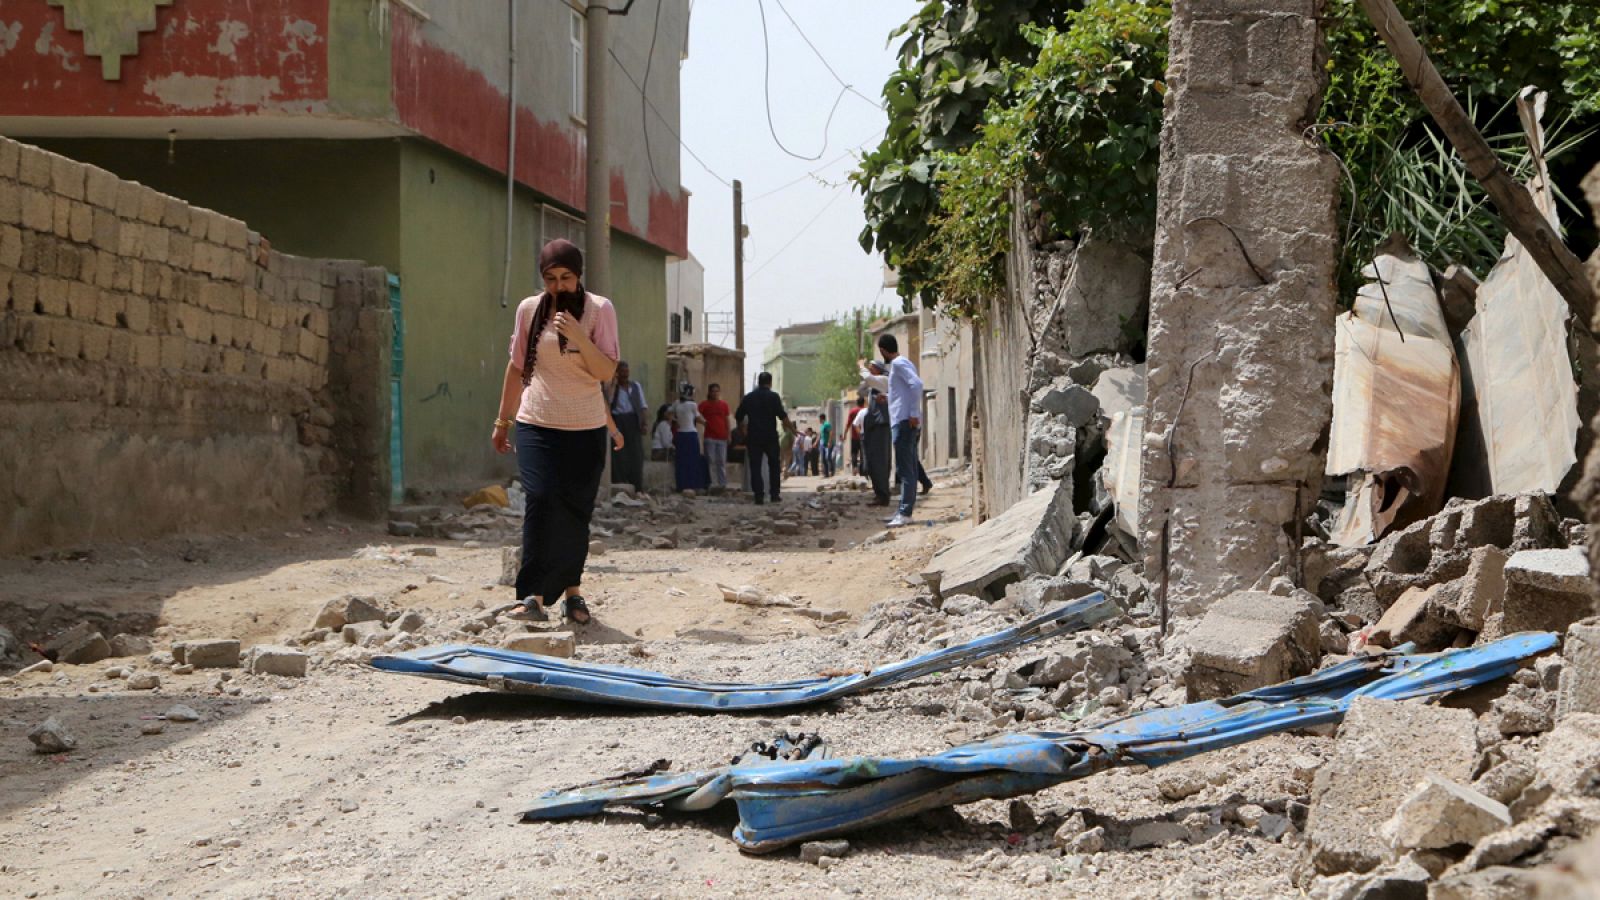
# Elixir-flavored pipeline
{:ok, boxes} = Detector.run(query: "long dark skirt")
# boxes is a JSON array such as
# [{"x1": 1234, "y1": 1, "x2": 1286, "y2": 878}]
[
  {"x1": 863, "y1": 425, "x2": 892, "y2": 502},
  {"x1": 515, "y1": 422, "x2": 607, "y2": 606},
  {"x1": 611, "y1": 411, "x2": 645, "y2": 491},
  {"x1": 674, "y1": 430, "x2": 707, "y2": 491}
]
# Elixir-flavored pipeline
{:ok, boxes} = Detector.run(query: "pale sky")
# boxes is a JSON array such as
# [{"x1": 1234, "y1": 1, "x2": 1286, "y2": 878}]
[{"x1": 677, "y1": 0, "x2": 919, "y2": 384}]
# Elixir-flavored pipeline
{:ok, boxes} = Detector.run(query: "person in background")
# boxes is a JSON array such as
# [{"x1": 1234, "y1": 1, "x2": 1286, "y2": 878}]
[
  {"x1": 848, "y1": 396, "x2": 866, "y2": 475},
  {"x1": 672, "y1": 384, "x2": 707, "y2": 492},
  {"x1": 859, "y1": 360, "x2": 892, "y2": 506},
  {"x1": 699, "y1": 383, "x2": 732, "y2": 491},
  {"x1": 492, "y1": 238, "x2": 620, "y2": 626},
  {"x1": 819, "y1": 412, "x2": 835, "y2": 478},
  {"x1": 651, "y1": 403, "x2": 674, "y2": 461},
  {"x1": 879, "y1": 333, "x2": 924, "y2": 527},
  {"x1": 735, "y1": 371, "x2": 793, "y2": 504},
  {"x1": 606, "y1": 361, "x2": 648, "y2": 493},
  {"x1": 780, "y1": 418, "x2": 797, "y2": 477},
  {"x1": 804, "y1": 427, "x2": 821, "y2": 476}
]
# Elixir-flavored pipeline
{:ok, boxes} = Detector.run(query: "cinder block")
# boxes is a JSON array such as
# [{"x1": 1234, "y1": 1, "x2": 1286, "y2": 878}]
[
  {"x1": 96, "y1": 289, "x2": 123, "y2": 327},
  {"x1": 50, "y1": 318, "x2": 82, "y2": 358},
  {"x1": 158, "y1": 334, "x2": 184, "y2": 369},
  {"x1": 1558, "y1": 619, "x2": 1600, "y2": 719},
  {"x1": 0, "y1": 225, "x2": 20, "y2": 269},
  {"x1": 65, "y1": 281, "x2": 96, "y2": 319},
  {"x1": 1504, "y1": 548, "x2": 1597, "y2": 635},
  {"x1": 17, "y1": 145, "x2": 52, "y2": 188},
  {"x1": 137, "y1": 188, "x2": 164, "y2": 224},
  {"x1": 0, "y1": 139, "x2": 19, "y2": 179},
  {"x1": 48, "y1": 155, "x2": 84, "y2": 201},
  {"x1": 133, "y1": 334, "x2": 159, "y2": 367},
  {"x1": 84, "y1": 166, "x2": 119, "y2": 208},
  {"x1": 80, "y1": 323, "x2": 110, "y2": 362},
  {"x1": 1184, "y1": 590, "x2": 1323, "y2": 699},
  {"x1": 123, "y1": 294, "x2": 149, "y2": 332},
  {"x1": 36, "y1": 277, "x2": 67, "y2": 316},
  {"x1": 20, "y1": 187, "x2": 52, "y2": 232},
  {"x1": 0, "y1": 181, "x2": 20, "y2": 225},
  {"x1": 51, "y1": 195, "x2": 71, "y2": 238}
]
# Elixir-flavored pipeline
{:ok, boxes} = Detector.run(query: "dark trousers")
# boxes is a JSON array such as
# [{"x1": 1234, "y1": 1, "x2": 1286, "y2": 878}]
[
  {"x1": 748, "y1": 437, "x2": 782, "y2": 503},
  {"x1": 863, "y1": 425, "x2": 891, "y2": 502},
  {"x1": 515, "y1": 423, "x2": 606, "y2": 605},
  {"x1": 893, "y1": 421, "x2": 922, "y2": 517},
  {"x1": 610, "y1": 411, "x2": 645, "y2": 491},
  {"x1": 897, "y1": 457, "x2": 933, "y2": 491},
  {"x1": 806, "y1": 449, "x2": 819, "y2": 476},
  {"x1": 849, "y1": 435, "x2": 861, "y2": 474}
]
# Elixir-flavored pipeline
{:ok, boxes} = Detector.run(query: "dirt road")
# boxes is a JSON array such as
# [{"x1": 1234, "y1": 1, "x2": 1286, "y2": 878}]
[{"x1": 1, "y1": 474, "x2": 1309, "y2": 898}]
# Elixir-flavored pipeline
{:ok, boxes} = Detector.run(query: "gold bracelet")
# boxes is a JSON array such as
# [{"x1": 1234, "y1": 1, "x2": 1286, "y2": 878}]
[{"x1": 493, "y1": 417, "x2": 513, "y2": 429}]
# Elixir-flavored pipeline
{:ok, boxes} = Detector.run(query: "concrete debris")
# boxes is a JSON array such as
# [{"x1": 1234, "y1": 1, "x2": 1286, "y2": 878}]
[
  {"x1": 1487, "y1": 684, "x2": 1555, "y2": 736},
  {"x1": 923, "y1": 478, "x2": 1076, "y2": 601},
  {"x1": 1303, "y1": 698, "x2": 1478, "y2": 877},
  {"x1": 173, "y1": 639, "x2": 241, "y2": 669},
  {"x1": 499, "y1": 546, "x2": 521, "y2": 587},
  {"x1": 342, "y1": 621, "x2": 386, "y2": 646},
  {"x1": 164, "y1": 704, "x2": 201, "y2": 722},
  {"x1": 1501, "y1": 548, "x2": 1597, "y2": 635},
  {"x1": 247, "y1": 645, "x2": 310, "y2": 677},
  {"x1": 1002, "y1": 575, "x2": 1098, "y2": 617},
  {"x1": 314, "y1": 594, "x2": 386, "y2": 631},
  {"x1": 108, "y1": 633, "x2": 154, "y2": 658},
  {"x1": 1430, "y1": 866, "x2": 1541, "y2": 900},
  {"x1": 501, "y1": 632, "x2": 576, "y2": 658},
  {"x1": 46, "y1": 622, "x2": 111, "y2": 665},
  {"x1": 1535, "y1": 712, "x2": 1600, "y2": 798},
  {"x1": 717, "y1": 584, "x2": 798, "y2": 608},
  {"x1": 1557, "y1": 618, "x2": 1600, "y2": 718},
  {"x1": 125, "y1": 671, "x2": 160, "y2": 690},
  {"x1": 1183, "y1": 591, "x2": 1322, "y2": 701},
  {"x1": 28, "y1": 716, "x2": 76, "y2": 754},
  {"x1": 391, "y1": 610, "x2": 427, "y2": 634},
  {"x1": 1380, "y1": 775, "x2": 1511, "y2": 851},
  {"x1": 18, "y1": 659, "x2": 53, "y2": 675},
  {"x1": 799, "y1": 839, "x2": 850, "y2": 865}
]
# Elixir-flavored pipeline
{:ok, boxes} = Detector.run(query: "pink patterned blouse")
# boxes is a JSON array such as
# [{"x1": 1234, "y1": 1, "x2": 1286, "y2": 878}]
[{"x1": 508, "y1": 292, "x2": 620, "y2": 431}]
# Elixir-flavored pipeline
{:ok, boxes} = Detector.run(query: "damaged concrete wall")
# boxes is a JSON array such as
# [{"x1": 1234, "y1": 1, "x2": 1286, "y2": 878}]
[
  {"x1": 1138, "y1": 0, "x2": 1341, "y2": 615},
  {"x1": 0, "y1": 137, "x2": 392, "y2": 556}
]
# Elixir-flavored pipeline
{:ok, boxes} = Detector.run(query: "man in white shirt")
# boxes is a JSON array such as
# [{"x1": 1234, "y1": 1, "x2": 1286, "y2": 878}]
[{"x1": 878, "y1": 333, "x2": 924, "y2": 527}]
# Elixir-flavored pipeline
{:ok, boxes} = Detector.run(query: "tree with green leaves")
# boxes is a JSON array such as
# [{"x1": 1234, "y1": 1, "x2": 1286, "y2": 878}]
[{"x1": 815, "y1": 304, "x2": 902, "y2": 398}]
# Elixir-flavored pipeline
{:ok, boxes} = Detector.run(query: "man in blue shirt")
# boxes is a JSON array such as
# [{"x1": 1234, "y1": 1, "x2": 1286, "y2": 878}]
[{"x1": 877, "y1": 333, "x2": 924, "y2": 527}]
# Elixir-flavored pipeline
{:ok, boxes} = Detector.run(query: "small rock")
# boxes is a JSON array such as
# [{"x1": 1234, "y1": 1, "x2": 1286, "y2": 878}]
[
  {"x1": 1127, "y1": 821, "x2": 1189, "y2": 848},
  {"x1": 314, "y1": 595, "x2": 386, "y2": 631},
  {"x1": 164, "y1": 704, "x2": 201, "y2": 722},
  {"x1": 46, "y1": 623, "x2": 112, "y2": 665},
  {"x1": 501, "y1": 632, "x2": 576, "y2": 658},
  {"x1": 1157, "y1": 770, "x2": 1207, "y2": 801},
  {"x1": 1008, "y1": 799, "x2": 1038, "y2": 833},
  {"x1": 589, "y1": 540, "x2": 607, "y2": 557},
  {"x1": 799, "y1": 839, "x2": 850, "y2": 864},
  {"x1": 172, "y1": 663, "x2": 195, "y2": 675},
  {"x1": 28, "y1": 717, "x2": 76, "y2": 754},
  {"x1": 19, "y1": 659, "x2": 53, "y2": 675},
  {"x1": 338, "y1": 799, "x2": 359, "y2": 813},
  {"x1": 139, "y1": 721, "x2": 166, "y2": 735},
  {"x1": 246, "y1": 645, "x2": 309, "y2": 678},
  {"x1": 1257, "y1": 814, "x2": 1291, "y2": 841},
  {"x1": 108, "y1": 633, "x2": 154, "y2": 658},
  {"x1": 125, "y1": 671, "x2": 160, "y2": 690},
  {"x1": 452, "y1": 715, "x2": 467, "y2": 725},
  {"x1": 173, "y1": 639, "x2": 240, "y2": 669},
  {"x1": 1067, "y1": 826, "x2": 1107, "y2": 854},
  {"x1": 391, "y1": 611, "x2": 426, "y2": 634},
  {"x1": 1381, "y1": 775, "x2": 1511, "y2": 851}
]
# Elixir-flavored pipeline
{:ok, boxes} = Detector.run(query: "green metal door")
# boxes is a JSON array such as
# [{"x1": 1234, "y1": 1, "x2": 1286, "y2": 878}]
[{"x1": 389, "y1": 274, "x2": 404, "y2": 505}]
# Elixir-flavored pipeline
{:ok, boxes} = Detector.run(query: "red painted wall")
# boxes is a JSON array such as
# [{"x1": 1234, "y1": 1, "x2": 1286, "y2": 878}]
[
  {"x1": 390, "y1": 13, "x2": 687, "y2": 258},
  {"x1": 0, "y1": 0, "x2": 329, "y2": 116}
]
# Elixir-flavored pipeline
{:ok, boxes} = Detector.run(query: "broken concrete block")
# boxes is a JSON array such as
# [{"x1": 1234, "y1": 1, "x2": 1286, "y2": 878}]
[
  {"x1": 342, "y1": 621, "x2": 385, "y2": 646},
  {"x1": 1182, "y1": 591, "x2": 1322, "y2": 700},
  {"x1": 1304, "y1": 698, "x2": 1477, "y2": 876},
  {"x1": 313, "y1": 594, "x2": 386, "y2": 631},
  {"x1": 246, "y1": 645, "x2": 309, "y2": 677},
  {"x1": 500, "y1": 546, "x2": 522, "y2": 587},
  {"x1": 502, "y1": 632, "x2": 576, "y2": 658},
  {"x1": 1380, "y1": 775, "x2": 1511, "y2": 851},
  {"x1": 798, "y1": 839, "x2": 850, "y2": 864},
  {"x1": 1033, "y1": 383, "x2": 1100, "y2": 427},
  {"x1": 1557, "y1": 618, "x2": 1600, "y2": 718},
  {"x1": 1502, "y1": 548, "x2": 1597, "y2": 635},
  {"x1": 391, "y1": 610, "x2": 427, "y2": 634},
  {"x1": 1002, "y1": 575, "x2": 1097, "y2": 616},
  {"x1": 1535, "y1": 712, "x2": 1600, "y2": 798},
  {"x1": 923, "y1": 479, "x2": 1076, "y2": 601},
  {"x1": 28, "y1": 716, "x2": 76, "y2": 754},
  {"x1": 45, "y1": 622, "x2": 111, "y2": 665},
  {"x1": 125, "y1": 671, "x2": 160, "y2": 690},
  {"x1": 107, "y1": 633, "x2": 154, "y2": 658},
  {"x1": 1430, "y1": 866, "x2": 1542, "y2": 900},
  {"x1": 1366, "y1": 584, "x2": 1458, "y2": 651},
  {"x1": 1430, "y1": 545, "x2": 1508, "y2": 631},
  {"x1": 172, "y1": 639, "x2": 240, "y2": 669},
  {"x1": 1362, "y1": 494, "x2": 1563, "y2": 608}
]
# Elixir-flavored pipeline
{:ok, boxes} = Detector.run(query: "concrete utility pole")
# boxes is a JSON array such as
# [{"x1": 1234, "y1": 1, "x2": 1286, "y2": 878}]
[
  {"x1": 584, "y1": 2, "x2": 611, "y2": 294},
  {"x1": 733, "y1": 179, "x2": 745, "y2": 352}
]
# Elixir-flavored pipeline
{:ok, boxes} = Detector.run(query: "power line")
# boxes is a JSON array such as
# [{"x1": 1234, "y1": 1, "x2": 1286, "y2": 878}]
[
  {"x1": 707, "y1": 186, "x2": 849, "y2": 309},
  {"x1": 771, "y1": 0, "x2": 883, "y2": 112},
  {"x1": 748, "y1": 128, "x2": 883, "y2": 203},
  {"x1": 608, "y1": 46, "x2": 732, "y2": 188},
  {"x1": 640, "y1": 0, "x2": 667, "y2": 191},
  {"x1": 755, "y1": 0, "x2": 849, "y2": 161}
]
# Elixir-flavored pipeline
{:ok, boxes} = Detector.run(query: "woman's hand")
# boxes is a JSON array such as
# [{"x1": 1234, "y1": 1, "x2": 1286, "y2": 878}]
[
  {"x1": 552, "y1": 311, "x2": 588, "y2": 347},
  {"x1": 609, "y1": 426, "x2": 624, "y2": 451},
  {"x1": 493, "y1": 423, "x2": 512, "y2": 454}
]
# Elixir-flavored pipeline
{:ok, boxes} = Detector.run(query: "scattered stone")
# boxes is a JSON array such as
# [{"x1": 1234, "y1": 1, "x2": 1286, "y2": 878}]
[
  {"x1": 1558, "y1": 618, "x2": 1600, "y2": 718},
  {"x1": 1007, "y1": 799, "x2": 1038, "y2": 833},
  {"x1": 246, "y1": 645, "x2": 309, "y2": 677},
  {"x1": 314, "y1": 595, "x2": 387, "y2": 632},
  {"x1": 108, "y1": 633, "x2": 154, "y2": 658},
  {"x1": 1472, "y1": 755, "x2": 1536, "y2": 807},
  {"x1": 125, "y1": 671, "x2": 160, "y2": 690},
  {"x1": 163, "y1": 704, "x2": 201, "y2": 722},
  {"x1": 1257, "y1": 814, "x2": 1292, "y2": 842},
  {"x1": 1432, "y1": 546, "x2": 1509, "y2": 631},
  {"x1": 391, "y1": 610, "x2": 427, "y2": 634},
  {"x1": 799, "y1": 839, "x2": 850, "y2": 865},
  {"x1": 922, "y1": 478, "x2": 1076, "y2": 601},
  {"x1": 104, "y1": 665, "x2": 130, "y2": 679},
  {"x1": 1127, "y1": 821, "x2": 1189, "y2": 848},
  {"x1": 1535, "y1": 713, "x2": 1600, "y2": 797},
  {"x1": 1502, "y1": 548, "x2": 1597, "y2": 635},
  {"x1": 1430, "y1": 866, "x2": 1542, "y2": 900},
  {"x1": 388, "y1": 521, "x2": 420, "y2": 537},
  {"x1": 463, "y1": 484, "x2": 509, "y2": 509},
  {"x1": 172, "y1": 663, "x2": 195, "y2": 675},
  {"x1": 342, "y1": 621, "x2": 386, "y2": 646},
  {"x1": 1067, "y1": 826, "x2": 1107, "y2": 854},
  {"x1": 1033, "y1": 383, "x2": 1100, "y2": 427},
  {"x1": 1157, "y1": 770, "x2": 1207, "y2": 802},
  {"x1": 46, "y1": 622, "x2": 111, "y2": 665},
  {"x1": 1367, "y1": 584, "x2": 1458, "y2": 651},
  {"x1": 1381, "y1": 775, "x2": 1511, "y2": 851},
  {"x1": 139, "y1": 721, "x2": 166, "y2": 735},
  {"x1": 1304, "y1": 698, "x2": 1478, "y2": 876},
  {"x1": 338, "y1": 798, "x2": 359, "y2": 814},
  {"x1": 173, "y1": 639, "x2": 240, "y2": 669},
  {"x1": 1183, "y1": 591, "x2": 1322, "y2": 700},
  {"x1": 28, "y1": 717, "x2": 76, "y2": 753},
  {"x1": 501, "y1": 632, "x2": 576, "y2": 658},
  {"x1": 795, "y1": 608, "x2": 849, "y2": 623},
  {"x1": 1489, "y1": 690, "x2": 1554, "y2": 736},
  {"x1": 500, "y1": 546, "x2": 522, "y2": 587},
  {"x1": 19, "y1": 659, "x2": 53, "y2": 675},
  {"x1": 818, "y1": 538, "x2": 835, "y2": 549},
  {"x1": 588, "y1": 539, "x2": 607, "y2": 557}
]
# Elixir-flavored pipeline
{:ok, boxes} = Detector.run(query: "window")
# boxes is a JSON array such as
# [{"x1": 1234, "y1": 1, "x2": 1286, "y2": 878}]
[
  {"x1": 683, "y1": 308, "x2": 693, "y2": 336},
  {"x1": 570, "y1": 10, "x2": 586, "y2": 122},
  {"x1": 670, "y1": 312, "x2": 682, "y2": 345},
  {"x1": 540, "y1": 205, "x2": 586, "y2": 253}
]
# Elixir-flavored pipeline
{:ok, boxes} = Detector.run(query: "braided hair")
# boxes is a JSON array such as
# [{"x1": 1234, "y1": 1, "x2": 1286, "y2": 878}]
[{"x1": 520, "y1": 286, "x2": 587, "y2": 387}]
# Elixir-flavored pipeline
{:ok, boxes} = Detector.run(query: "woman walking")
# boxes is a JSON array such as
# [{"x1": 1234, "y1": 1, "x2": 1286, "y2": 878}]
[
  {"x1": 672, "y1": 384, "x2": 708, "y2": 492},
  {"x1": 492, "y1": 239, "x2": 620, "y2": 626}
]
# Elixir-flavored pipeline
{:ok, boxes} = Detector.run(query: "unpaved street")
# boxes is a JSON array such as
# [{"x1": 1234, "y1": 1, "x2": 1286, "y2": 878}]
[{"x1": 6, "y1": 477, "x2": 1316, "y2": 898}]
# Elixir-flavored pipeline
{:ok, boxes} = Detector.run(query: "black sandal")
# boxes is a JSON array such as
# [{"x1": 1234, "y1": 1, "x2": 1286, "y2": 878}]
[{"x1": 564, "y1": 595, "x2": 592, "y2": 625}]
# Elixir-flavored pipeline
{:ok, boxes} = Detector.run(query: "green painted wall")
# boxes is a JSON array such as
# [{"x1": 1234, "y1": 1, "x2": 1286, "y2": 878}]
[
  {"x1": 29, "y1": 139, "x2": 402, "y2": 271},
  {"x1": 397, "y1": 142, "x2": 669, "y2": 489},
  {"x1": 762, "y1": 332, "x2": 826, "y2": 407},
  {"x1": 328, "y1": 0, "x2": 394, "y2": 120}
]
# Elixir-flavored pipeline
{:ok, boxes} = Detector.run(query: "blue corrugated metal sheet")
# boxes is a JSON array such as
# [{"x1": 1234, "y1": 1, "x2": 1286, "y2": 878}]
[
  {"x1": 519, "y1": 632, "x2": 1556, "y2": 851},
  {"x1": 370, "y1": 594, "x2": 1120, "y2": 710}
]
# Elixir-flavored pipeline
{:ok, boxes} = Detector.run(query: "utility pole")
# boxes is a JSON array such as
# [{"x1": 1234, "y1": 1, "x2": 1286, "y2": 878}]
[
  {"x1": 855, "y1": 308, "x2": 862, "y2": 359},
  {"x1": 583, "y1": 2, "x2": 611, "y2": 294},
  {"x1": 733, "y1": 179, "x2": 745, "y2": 352}
]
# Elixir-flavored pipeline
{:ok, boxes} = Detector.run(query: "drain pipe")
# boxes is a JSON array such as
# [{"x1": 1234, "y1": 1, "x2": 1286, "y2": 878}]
[{"x1": 499, "y1": 0, "x2": 518, "y2": 308}]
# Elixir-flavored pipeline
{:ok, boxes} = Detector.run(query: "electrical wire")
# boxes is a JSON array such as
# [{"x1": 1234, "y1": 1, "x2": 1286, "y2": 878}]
[
  {"x1": 706, "y1": 187, "x2": 849, "y2": 309},
  {"x1": 771, "y1": 0, "x2": 883, "y2": 111},
  {"x1": 756, "y1": 0, "x2": 848, "y2": 161},
  {"x1": 749, "y1": 128, "x2": 884, "y2": 202},
  {"x1": 609, "y1": 46, "x2": 732, "y2": 187},
  {"x1": 640, "y1": 0, "x2": 667, "y2": 191}
]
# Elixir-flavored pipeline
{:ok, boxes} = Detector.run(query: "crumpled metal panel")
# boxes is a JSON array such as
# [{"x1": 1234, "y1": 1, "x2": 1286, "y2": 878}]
[
  {"x1": 1328, "y1": 251, "x2": 1460, "y2": 546},
  {"x1": 1457, "y1": 90, "x2": 1580, "y2": 496},
  {"x1": 520, "y1": 632, "x2": 1556, "y2": 851},
  {"x1": 371, "y1": 594, "x2": 1120, "y2": 711}
]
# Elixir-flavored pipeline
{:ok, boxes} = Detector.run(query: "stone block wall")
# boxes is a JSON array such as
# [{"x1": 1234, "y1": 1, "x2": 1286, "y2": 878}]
[
  {"x1": 0, "y1": 137, "x2": 391, "y2": 556},
  {"x1": 1138, "y1": 0, "x2": 1341, "y2": 615}
]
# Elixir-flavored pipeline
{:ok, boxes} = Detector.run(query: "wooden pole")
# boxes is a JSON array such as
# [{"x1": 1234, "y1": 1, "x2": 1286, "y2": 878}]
[{"x1": 1355, "y1": 0, "x2": 1597, "y2": 329}]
